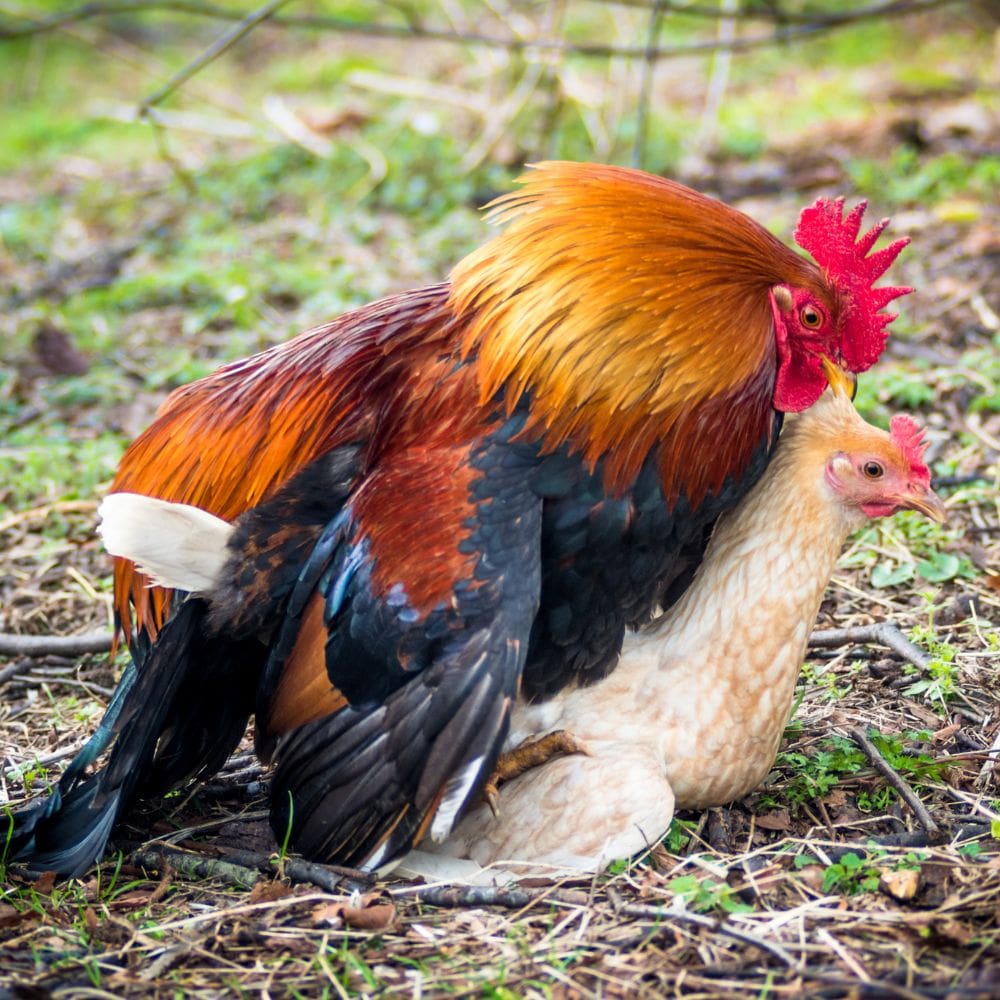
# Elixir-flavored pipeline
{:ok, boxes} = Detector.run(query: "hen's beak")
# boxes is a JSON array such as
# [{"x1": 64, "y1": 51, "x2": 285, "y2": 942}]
[{"x1": 898, "y1": 486, "x2": 947, "y2": 524}]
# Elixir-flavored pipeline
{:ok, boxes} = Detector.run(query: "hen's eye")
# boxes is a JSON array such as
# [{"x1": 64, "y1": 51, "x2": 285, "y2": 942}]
[
  {"x1": 800, "y1": 305, "x2": 823, "y2": 329},
  {"x1": 863, "y1": 461, "x2": 884, "y2": 479}
]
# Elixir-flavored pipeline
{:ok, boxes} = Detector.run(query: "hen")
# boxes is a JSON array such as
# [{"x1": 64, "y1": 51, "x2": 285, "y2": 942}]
[{"x1": 431, "y1": 368, "x2": 945, "y2": 873}]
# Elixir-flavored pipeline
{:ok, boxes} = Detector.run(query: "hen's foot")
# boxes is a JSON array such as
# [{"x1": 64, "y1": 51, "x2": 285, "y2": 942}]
[{"x1": 484, "y1": 730, "x2": 591, "y2": 818}]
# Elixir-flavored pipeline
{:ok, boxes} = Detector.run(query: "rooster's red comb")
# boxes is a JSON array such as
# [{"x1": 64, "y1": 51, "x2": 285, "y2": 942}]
[
  {"x1": 889, "y1": 414, "x2": 931, "y2": 486},
  {"x1": 795, "y1": 197, "x2": 912, "y2": 373}
]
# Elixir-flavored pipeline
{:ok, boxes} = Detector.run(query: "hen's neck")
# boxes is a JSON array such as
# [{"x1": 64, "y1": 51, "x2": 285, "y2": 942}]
[
  {"x1": 618, "y1": 415, "x2": 864, "y2": 805},
  {"x1": 650, "y1": 440, "x2": 859, "y2": 660}
]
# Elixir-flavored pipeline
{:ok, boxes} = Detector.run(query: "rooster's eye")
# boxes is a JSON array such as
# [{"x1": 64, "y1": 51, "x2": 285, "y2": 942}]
[
  {"x1": 800, "y1": 305, "x2": 823, "y2": 329},
  {"x1": 863, "y1": 461, "x2": 884, "y2": 479}
]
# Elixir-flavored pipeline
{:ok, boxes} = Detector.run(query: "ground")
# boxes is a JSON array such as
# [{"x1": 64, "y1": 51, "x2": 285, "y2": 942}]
[{"x1": 1, "y1": 2, "x2": 999, "y2": 997}]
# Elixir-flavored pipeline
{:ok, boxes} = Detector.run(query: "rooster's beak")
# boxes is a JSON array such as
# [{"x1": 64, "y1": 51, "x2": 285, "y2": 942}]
[
  {"x1": 897, "y1": 486, "x2": 947, "y2": 524},
  {"x1": 820, "y1": 357, "x2": 858, "y2": 400}
]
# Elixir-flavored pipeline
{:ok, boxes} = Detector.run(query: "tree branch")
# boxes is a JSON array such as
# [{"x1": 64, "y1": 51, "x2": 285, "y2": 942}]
[
  {"x1": 0, "y1": 0, "x2": 962, "y2": 61},
  {"x1": 848, "y1": 727, "x2": 942, "y2": 838},
  {"x1": 138, "y1": 0, "x2": 293, "y2": 115}
]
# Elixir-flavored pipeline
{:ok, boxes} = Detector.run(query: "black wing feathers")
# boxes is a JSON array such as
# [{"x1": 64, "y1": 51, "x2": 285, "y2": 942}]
[
  {"x1": 520, "y1": 410, "x2": 782, "y2": 700},
  {"x1": 266, "y1": 429, "x2": 542, "y2": 868}
]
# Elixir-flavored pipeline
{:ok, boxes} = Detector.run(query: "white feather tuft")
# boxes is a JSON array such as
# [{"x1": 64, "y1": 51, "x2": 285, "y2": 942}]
[
  {"x1": 430, "y1": 755, "x2": 485, "y2": 843},
  {"x1": 98, "y1": 492, "x2": 234, "y2": 593}
]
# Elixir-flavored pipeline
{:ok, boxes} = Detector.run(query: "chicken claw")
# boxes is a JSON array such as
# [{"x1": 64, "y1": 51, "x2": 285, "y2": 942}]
[{"x1": 484, "y1": 730, "x2": 592, "y2": 818}]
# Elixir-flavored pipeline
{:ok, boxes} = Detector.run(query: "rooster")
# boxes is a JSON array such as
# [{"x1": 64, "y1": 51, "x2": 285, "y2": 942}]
[
  {"x1": 426, "y1": 368, "x2": 945, "y2": 873},
  {"x1": 8, "y1": 163, "x2": 911, "y2": 877}
]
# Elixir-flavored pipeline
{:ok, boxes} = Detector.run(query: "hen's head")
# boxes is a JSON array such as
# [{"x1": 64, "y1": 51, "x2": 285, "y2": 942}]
[
  {"x1": 770, "y1": 198, "x2": 912, "y2": 413},
  {"x1": 808, "y1": 365, "x2": 944, "y2": 524}
]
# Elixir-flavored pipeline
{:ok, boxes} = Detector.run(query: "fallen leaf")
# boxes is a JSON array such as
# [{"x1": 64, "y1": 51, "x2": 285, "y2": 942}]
[
  {"x1": 32, "y1": 322, "x2": 89, "y2": 376},
  {"x1": 931, "y1": 723, "x2": 961, "y2": 743},
  {"x1": 312, "y1": 893, "x2": 396, "y2": 930},
  {"x1": 33, "y1": 871, "x2": 57, "y2": 895},
  {"x1": 824, "y1": 789, "x2": 848, "y2": 810},
  {"x1": 879, "y1": 867, "x2": 921, "y2": 900},
  {"x1": 0, "y1": 904, "x2": 29, "y2": 929},
  {"x1": 755, "y1": 809, "x2": 791, "y2": 831},
  {"x1": 932, "y1": 918, "x2": 975, "y2": 946},
  {"x1": 795, "y1": 865, "x2": 826, "y2": 893},
  {"x1": 340, "y1": 903, "x2": 397, "y2": 931},
  {"x1": 108, "y1": 890, "x2": 158, "y2": 911},
  {"x1": 249, "y1": 880, "x2": 294, "y2": 904}
]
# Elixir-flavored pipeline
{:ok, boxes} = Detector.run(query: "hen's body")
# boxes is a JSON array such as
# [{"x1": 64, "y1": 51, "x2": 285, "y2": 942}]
[{"x1": 433, "y1": 388, "x2": 943, "y2": 873}]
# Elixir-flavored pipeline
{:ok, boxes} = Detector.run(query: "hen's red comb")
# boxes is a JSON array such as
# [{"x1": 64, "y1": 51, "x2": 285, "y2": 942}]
[
  {"x1": 889, "y1": 414, "x2": 931, "y2": 486},
  {"x1": 795, "y1": 197, "x2": 912, "y2": 373}
]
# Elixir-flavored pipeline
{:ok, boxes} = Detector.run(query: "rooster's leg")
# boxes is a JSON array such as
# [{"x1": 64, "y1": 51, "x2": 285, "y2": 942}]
[{"x1": 484, "y1": 730, "x2": 591, "y2": 818}]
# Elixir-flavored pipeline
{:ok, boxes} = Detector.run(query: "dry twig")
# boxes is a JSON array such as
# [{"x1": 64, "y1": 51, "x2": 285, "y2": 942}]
[
  {"x1": 138, "y1": 0, "x2": 293, "y2": 115},
  {"x1": 809, "y1": 624, "x2": 931, "y2": 670},
  {"x1": 848, "y1": 726, "x2": 942, "y2": 838},
  {"x1": 219, "y1": 847, "x2": 374, "y2": 893},
  {"x1": 131, "y1": 846, "x2": 260, "y2": 889},
  {"x1": 404, "y1": 883, "x2": 589, "y2": 909},
  {"x1": 607, "y1": 887, "x2": 799, "y2": 968},
  {"x1": 0, "y1": 0, "x2": 962, "y2": 60},
  {"x1": 0, "y1": 631, "x2": 114, "y2": 658}
]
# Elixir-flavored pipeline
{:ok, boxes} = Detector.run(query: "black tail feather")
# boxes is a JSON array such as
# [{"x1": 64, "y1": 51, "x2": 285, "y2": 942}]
[{"x1": 6, "y1": 600, "x2": 261, "y2": 878}]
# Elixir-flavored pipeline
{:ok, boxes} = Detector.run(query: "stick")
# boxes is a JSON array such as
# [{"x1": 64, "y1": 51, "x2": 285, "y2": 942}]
[
  {"x1": 131, "y1": 846, "x2": 260, "y2": 889},
  {"x1": 0, "y1": 632, "x2": 114, "y2": 658},
  {"x1": 0, "y1": 659, "x2": 33, "y2": 685},
  {"x1": 215, "y1": 846, "x2": 374, "y2": 893},
  {"x1": 848, "y1": 727, "x2": 941, "y2": 838},
  {"x1": 138, "y1": 0, "x2": 293, "y2": 116},
  {"x1": 607, "y1": 888, "x2": 798, "y2": 968},
  {"x1": 408, "y1": 884, "x2": 589, "y2": 909},
  {"x1": 631, "y1": 0, "x2": 664, "y2": 169},
  {"x1": 808, "y1": 624, "x2": 931, "y2": 670}
]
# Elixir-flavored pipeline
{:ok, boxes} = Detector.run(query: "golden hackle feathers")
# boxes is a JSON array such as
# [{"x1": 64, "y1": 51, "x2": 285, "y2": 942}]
[{"x1": 450, "y1": 161, "x2": 825, "y2": 495}]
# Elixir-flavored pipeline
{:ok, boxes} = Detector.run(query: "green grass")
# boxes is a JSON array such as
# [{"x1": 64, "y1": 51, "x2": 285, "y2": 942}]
[{"x1": 848, "y1": 149, "x2": 1000, "y2": 208}]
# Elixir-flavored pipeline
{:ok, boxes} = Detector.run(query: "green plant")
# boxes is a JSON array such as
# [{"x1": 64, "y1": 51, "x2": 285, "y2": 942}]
[
  {"x1": 847, "y1": 149, "x2": 1000, "y2": 206},
  {"x1": 662, "y1": 818, "x2": 696, "y2": 854},
  {"x1": 773, "y1": 737, "x2": 867, "y2": 807},
  {"x1": 667, "y1": 870, "x2": 753, "y2": 914},
  {"x1": 821, "y1": 851, "x2": 881, "y2": 894}
]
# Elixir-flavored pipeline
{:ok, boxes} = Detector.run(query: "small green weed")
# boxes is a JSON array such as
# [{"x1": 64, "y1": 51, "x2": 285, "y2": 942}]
[
  {"x1": 901, "y1": 636, "x2": 960, "y2": 708},
  {"x1": 773, "y1": 736, "x2": 866, "y2": 807},
  {"x1": 668, "y1": 869, "x2": 753, "y2": 914},
  {"x1": 820, "y1": 851, "x2": 882, "y2": 894},
  {"x1": 662, "y1": 818, "x2": 696, "y2": 854},
  {"x1": 813, "y1": 847, "x2": 927, "y2": 896}
]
